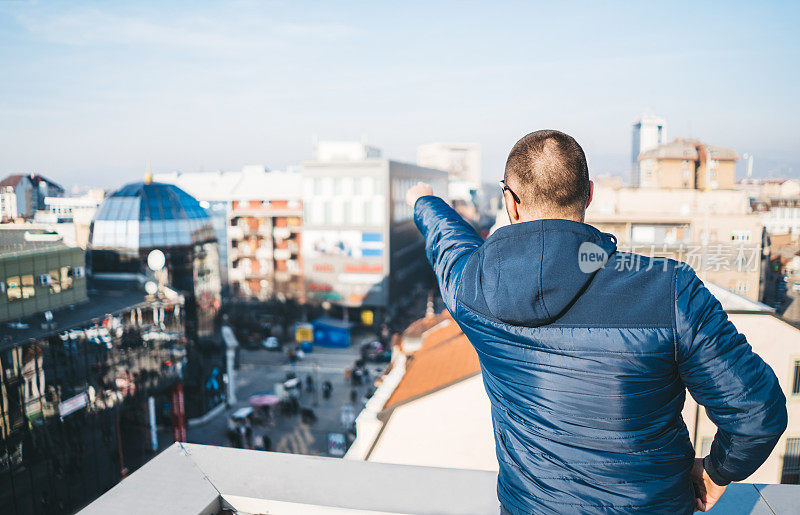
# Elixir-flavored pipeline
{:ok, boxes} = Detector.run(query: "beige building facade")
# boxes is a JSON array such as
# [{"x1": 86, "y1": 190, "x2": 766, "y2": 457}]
[
  {"x1": 586, "y1": 187, "x2": 764, "y2": 300},
  {"x1": 637, "y1": 138, "x2": 737, "y2": 190}
]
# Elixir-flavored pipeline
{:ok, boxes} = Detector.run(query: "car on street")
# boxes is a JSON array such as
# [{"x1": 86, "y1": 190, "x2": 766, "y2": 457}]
[
  {"x1": 360, "y1": 340, "x2": 391, "y2": 363},
  {"x1": 262, "y1": 336, "x2": 281, "y2": 350}
]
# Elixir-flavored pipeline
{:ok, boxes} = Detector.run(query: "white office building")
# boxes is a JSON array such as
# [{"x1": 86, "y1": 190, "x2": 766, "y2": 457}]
[{"x1": 302, "y1": 141, "x2": 448, "y2": 311}]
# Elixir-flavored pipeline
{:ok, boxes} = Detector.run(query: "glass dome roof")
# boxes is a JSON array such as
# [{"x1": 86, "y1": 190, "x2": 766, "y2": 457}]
[
  {"x1": 95, "y1": 182, "x2": 209, "y2": 221},
  {"x1": 90, "y1": 181, "x2": 216, "y2": 250}
]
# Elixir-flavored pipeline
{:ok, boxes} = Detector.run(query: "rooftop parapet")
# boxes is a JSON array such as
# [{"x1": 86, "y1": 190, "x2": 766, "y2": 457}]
[{"x1": 82, "y1": 443, "x2": 796, "y2": 514}]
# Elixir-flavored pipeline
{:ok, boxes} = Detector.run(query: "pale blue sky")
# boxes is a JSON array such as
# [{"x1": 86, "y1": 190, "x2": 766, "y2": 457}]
[{"x1": 1, "y1": 1, "x2": 798, "y2": 189}]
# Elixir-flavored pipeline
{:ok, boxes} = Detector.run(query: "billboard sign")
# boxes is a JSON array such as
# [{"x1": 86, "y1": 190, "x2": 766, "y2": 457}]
[{"x1": 303, "y1": 230, "x2": 384, "y2": 259}]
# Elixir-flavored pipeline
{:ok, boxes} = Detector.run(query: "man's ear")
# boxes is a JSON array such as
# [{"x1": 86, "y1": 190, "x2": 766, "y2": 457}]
[
  {"x1": 504, "y1": 191, "x2": 521, "y2": 223},
  {"x1": 586, "y1": 180, "x2": 594, "y2": 209}
]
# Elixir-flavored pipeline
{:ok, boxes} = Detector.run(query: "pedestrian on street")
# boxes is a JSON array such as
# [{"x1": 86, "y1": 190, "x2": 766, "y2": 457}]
[
  {"x1": 322, "y1": 380, "x2": 333, "y2": 400},
  {"x1": 305, "y1": 374, "x2": 315, "y2": 393}
]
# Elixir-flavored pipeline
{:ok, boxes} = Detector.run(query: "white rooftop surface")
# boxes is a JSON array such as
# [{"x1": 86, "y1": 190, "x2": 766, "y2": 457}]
[
  {"x1": 367, "y1": 374, "x2": 498, "y2": 471},
  {"x1": 154, "y1": 167, "x2": 301, "y2": 202}
]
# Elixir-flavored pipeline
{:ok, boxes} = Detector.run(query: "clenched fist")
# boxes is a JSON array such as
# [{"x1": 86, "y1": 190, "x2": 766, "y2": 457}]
[{"x1": 406, "y1": 181, "x2": 433, "y2": 207}]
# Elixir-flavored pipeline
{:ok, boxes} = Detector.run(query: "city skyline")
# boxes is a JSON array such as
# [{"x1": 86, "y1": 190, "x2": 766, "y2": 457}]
[{"x1": 1, "y1": 1, "x2": 798, "y2": 189}]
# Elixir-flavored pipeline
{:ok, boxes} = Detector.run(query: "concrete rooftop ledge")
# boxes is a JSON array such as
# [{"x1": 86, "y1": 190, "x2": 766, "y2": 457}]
[
  {"x1": 79, "y1": 443, "x2": 499, "y2": 514},
  {"x1": 80, "y1": 443, "x2": 795, "y2": 515}
]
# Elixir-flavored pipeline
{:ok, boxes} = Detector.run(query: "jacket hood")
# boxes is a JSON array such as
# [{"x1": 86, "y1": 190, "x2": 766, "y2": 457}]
[{"x1": 479, "y1": 219, "x2": 617, "y2": 327}]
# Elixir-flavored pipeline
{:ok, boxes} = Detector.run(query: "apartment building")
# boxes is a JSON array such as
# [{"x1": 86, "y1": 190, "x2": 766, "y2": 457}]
[
  {"x1": 27, "y1": 189, "x2": 106, "y2": 248},
  {"x1": 738, "y1": 178, "x2": 800, "y2": 200},
  {"x1": 0, "y1": 174, "x2": 64, "y2": 220},
  {"x1": 636, "y1": 138, "x2": 738, "y2": 190},
  {"x1": 0, "y1": 175, "x2": 34, "y2": 219},
  {"x1": 227, "y1": 173, "x2": 303, "y2": 301},
  {"x1": 750, "y1": 197, "x2": 800, "y2": 238},
  {"x1": 301, "y1": 141, "x2": 447, "y2": 314},
  {"x1": 0, "y1": 227, "x2": 88, "y2": 324},
  {"x1": 586, "y1": 186, "x2": 764, "y2": 300},
  {"x1": 155, "y1": 166, "x2": 304, "y2": 301}
]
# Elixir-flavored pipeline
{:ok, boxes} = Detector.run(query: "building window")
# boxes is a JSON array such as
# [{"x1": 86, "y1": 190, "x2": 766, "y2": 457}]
[
  {"x1": 792, "y1": 360, "x2": 800, "y2": 395},
  {"x1": 341, "y1": 177, "x2": 353, "y2": 196},
  {"x1": 323, "y1": 201, "x2": 332, "y2": 225},
  {"x1": 361, "y1": 177, "x2": 373, "y2": 196},
  {"x1": 352, "y1": 200, "x2": 364, "y2": 224},
  {"x1": 49, "y1": 269, "x2": 61, "y2": 294},
  {"x1": 782, "y1": 438, "x2": 800, "y2": 484},
  {"x1": 343, "y1": 202, "x2": 351, "y2": 224},
  {"x1": 321, "y1": 178, "x2": 334, "y2": 196},
  {"x1": 303, "y1": 178, "x2": 314, "y2": 197},
  {"x1": 331, "y1": 200, "x2": 344, "y2": 225},
  {"x1": 372, "y1": 198, "x2": 384, "y2": 225},
  {"x1": 313, "y1": 201, "x2": 325, "y2": 225},
  {"x1": 21, "y1": 275, "x2": 35, "y2": 299},
  {"x1": 7, "y1": 276, "x2": 21, "y2": 301}
]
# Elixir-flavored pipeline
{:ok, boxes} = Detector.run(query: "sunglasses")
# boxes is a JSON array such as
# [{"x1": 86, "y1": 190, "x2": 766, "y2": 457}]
[{"x1": 500, "y1": 180, "x2": 521, "y2": 204}]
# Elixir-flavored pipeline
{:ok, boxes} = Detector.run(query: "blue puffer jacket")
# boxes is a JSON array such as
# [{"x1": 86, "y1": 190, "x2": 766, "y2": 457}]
[{"x1": 414, "y1": 196, "x2": 787, "y2": 515}]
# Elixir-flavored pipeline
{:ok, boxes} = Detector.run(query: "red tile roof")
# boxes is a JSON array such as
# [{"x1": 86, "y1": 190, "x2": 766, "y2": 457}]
[
  {"x1": 385, "y1": 313, "x2": 480, "y2": 409},
  {"x1": 0, "y1": 174, "x2": 25, "y2": 188}
]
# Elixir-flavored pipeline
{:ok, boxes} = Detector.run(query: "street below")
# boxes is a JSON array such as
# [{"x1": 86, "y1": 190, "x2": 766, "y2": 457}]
[{"x1": 187, "y1": 332, "x2": 385, "y2": 457}]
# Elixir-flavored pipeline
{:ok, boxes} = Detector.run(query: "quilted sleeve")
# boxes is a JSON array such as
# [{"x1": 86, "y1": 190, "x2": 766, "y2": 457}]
[
  {"x1": 414, "y1": 195, "x2": 483, "y2": 313},
  {"x1": 675, "y1": 265, "x2": 787, "y2": 485}
]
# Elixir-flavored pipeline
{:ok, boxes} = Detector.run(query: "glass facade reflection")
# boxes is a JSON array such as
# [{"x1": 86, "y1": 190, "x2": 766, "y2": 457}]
[
  {"x1": 88, "y1": 182, "x2": 222, "y2": 342},
  {"x1": 0, "y1": 300, "x2": 187, "y2": 515}
]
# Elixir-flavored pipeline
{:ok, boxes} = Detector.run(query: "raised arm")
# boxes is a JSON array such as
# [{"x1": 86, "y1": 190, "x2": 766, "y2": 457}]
[
  {"x1": 675, "y1": 266, "x2": 787, "y2": 497},
  {"x1": 407, "y1": 183, "x2": 484, "y2": 313}
]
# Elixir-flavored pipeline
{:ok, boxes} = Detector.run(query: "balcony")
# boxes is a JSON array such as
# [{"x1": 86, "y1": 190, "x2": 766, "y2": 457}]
[
  {"x1": 227, "y1": 226, "x2": 244, "y2": 241},
  {"x1": 81, "y1": 443, "x2": 795, "y2": 514},
  {"x1": 254, "y1": 246, "x2": 273, "y2": 259},
  {"x1": 273, "y1": 248, "x2": 292, "y2": 260},
  {"x1": 273, "y1": 226, "x2": 291, "y2": 240}
]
